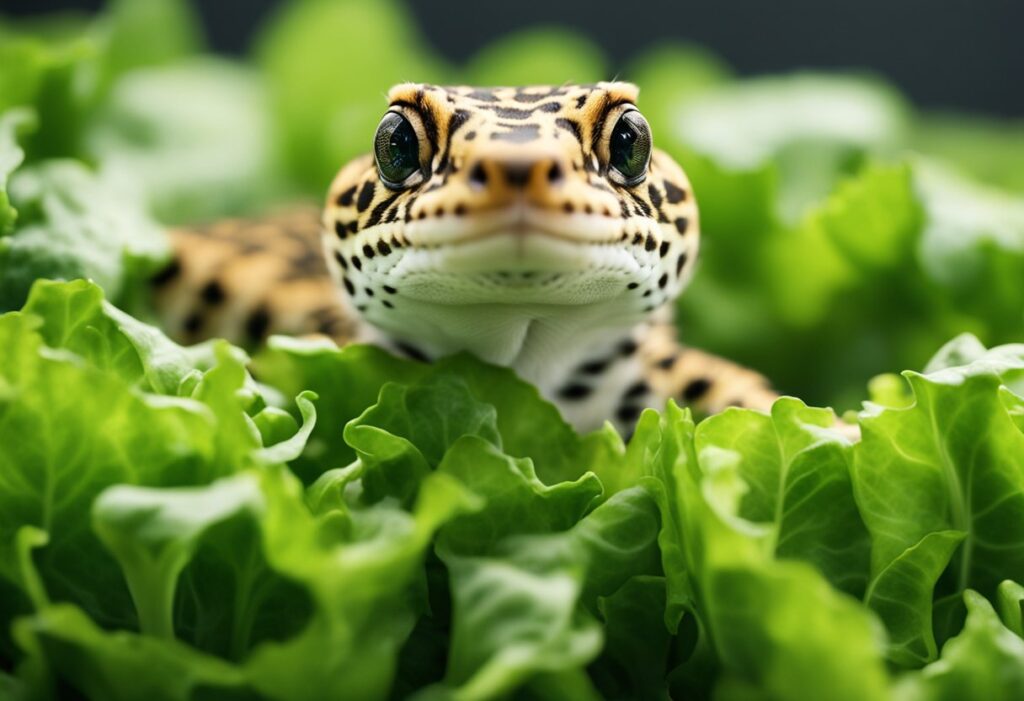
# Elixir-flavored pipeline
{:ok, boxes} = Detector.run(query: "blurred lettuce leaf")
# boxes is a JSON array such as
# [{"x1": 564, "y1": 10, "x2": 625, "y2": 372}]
[
  {"x1": 94, "y1": 0, "x2": 203, "y2": 86},
  {"x1": 911, "y1": 114, "x2": 1024, "y2": 194},
  {"x1": 894, "y1": 590, "x2": 1024, "y2": 701},
  {"x1": 625, "y1": 43, "x2": 733, "y2": 127},
  {"x1": 0, "y1": 0, "x2": 201, "y2": 163},
  {"x1": 591, "y1": 575, "x2": 672, "y2": 700},
  {"x1": 88, "y1": 58, "x2": 284, "y2": 224},
  {"x1": 0, "y1": 32, "x2": 98, "y2": 161},
  {"x1": 0, "y1": 158, "x2": 169, "y2": 312},
  {"x1": 464, "y1": 28, "x2": 606, "y2": 86},
  {"x1": 0, "y1": 109, "x2": 31, "y2": 234},
  {"x1": 255, "y1": 0, "x2": 450, "y2": 192},
  {"x1": 765, "y1": 161, "x2": 922, "y2": 327},
  {"x1": 997, "y1": 580, "x2": 1024, "y2": 637},
  {"x1": 912, "y1": 159, "x2": 1024, "y2": 340},
  {"x1": 669, "y1": 74, "x2": 908, "y2": 221}
]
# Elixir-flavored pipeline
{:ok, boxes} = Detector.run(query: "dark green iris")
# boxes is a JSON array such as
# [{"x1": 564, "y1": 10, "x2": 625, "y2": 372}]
[
  {"x1": 609, "y1": 110, "x2": 652, "y2": 186},
  {"x1": 374, "y1": 112, "x2": 420, "y2": 188}
]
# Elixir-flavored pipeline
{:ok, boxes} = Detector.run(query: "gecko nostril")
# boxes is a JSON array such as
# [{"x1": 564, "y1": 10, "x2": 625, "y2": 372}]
[
  {"x1": 468, "y1": 162, "x2": 488, "y2": 188},
  {"x1": 546, "y1": 161, "x2": 564, "y2": 186},
  {"x1": 503, "y1": 163, "x2": 531, "y2": 188}
]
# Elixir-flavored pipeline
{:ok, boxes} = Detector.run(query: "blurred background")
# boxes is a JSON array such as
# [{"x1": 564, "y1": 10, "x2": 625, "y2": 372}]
[
  {"x1": 5, "y1": 0, "x2": 1023, "y2": 117},
  {"x1": 1, "y1": 0, "x2": 1023, "y2": 411}
]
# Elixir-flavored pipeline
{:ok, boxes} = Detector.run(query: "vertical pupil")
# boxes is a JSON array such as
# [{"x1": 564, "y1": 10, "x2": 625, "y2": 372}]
[
  {"x1": 389, "y1": 123, "x2": 413, "y2": 166},
  {"x1": 614, "y1": 124, "x2": 637, "y2": 169}
]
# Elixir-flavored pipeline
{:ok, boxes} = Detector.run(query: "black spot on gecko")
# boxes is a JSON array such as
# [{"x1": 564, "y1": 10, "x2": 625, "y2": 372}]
[
  {"x1": 682, "y1": 378, "x2": 712, "y2": 402},
  {"x1": 663, "y1": 181, "x2": 687, "y2": 203},
  {"x1": 356, "y1": 181, "x2": 375, "y2": 212},
  {"x1": 336, "y1": 185, "x2": 357, "y2": 207},
  {"x1": 246, "y1": 305, "x2": 271, "y2": 341},
  {"x1": 200, "y1": 280, "x2": 225, "y2": 305},
  {"x1": 580, "y1": 358, "x2": 611, "y2": 374},
  {"x1": 676, "y1": 252, "x2": 688, "y2": 276},
  {"x1": 656, "y1": 355, "x2": 676, "y2": 370},
  {"x1": 647, "y1": 183, "x2": 663, "y2": 209},
  {"x1": 490, "y1": 105, "x2": 532, "y2": 119},
  {"x1": 468, "y1": 89, "x2": 498, "y2": 102},
  {"x1": 366, "y1": 192, "x2": 400, "y2": 228},
  {"x1": 559, "y1": 383, "x2": 593, "y2": 400},
  {"x1": 624, "y1": 381, "x2": 650, "y2": 399},
  {"x1": 491, "y1": 123, "x2": 540, "y2": 143},
  {"x1": 512, "y1": 91, "x2": 548, "y2": 103},
  {"x1": 183, "y1": 311, "x2": 203, "y2": 334},
  {"x1": 616, "y1": 404, "x2": 642, "y2": 423},
  {"x1": 151, "y1": 257, "x2": 181, "y2": 287}
]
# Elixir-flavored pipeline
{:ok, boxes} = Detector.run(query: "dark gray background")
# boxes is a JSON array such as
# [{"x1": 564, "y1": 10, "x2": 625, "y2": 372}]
[{"x1": 3, "y1": 0, "x2": 1022, "y2": 117}]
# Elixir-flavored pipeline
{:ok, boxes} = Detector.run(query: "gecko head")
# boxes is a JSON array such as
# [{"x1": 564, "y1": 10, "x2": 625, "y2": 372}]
[{"x1": 321, "y1": 82, "x2": 700, "y2": 360}]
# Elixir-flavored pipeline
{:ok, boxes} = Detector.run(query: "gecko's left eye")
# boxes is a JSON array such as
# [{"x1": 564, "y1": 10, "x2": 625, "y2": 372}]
[
  {"x1": 374, "y1": 111, "x2": 422, "y2": 189},
  {"x1": 608, "y1": 110, "x2": 652, "y2": 187}
]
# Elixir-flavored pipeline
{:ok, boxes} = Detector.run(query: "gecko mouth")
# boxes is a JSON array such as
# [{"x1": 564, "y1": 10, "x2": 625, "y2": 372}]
[
  {"x1": 386, "y1": 232, "x2": 651, "y2": 306},
  {"x1": 401, "y1": 203, "x2": 626, "y2": 248},
  {"x1": 353, "y1": 204, "x2": 666, "y2": 305}
]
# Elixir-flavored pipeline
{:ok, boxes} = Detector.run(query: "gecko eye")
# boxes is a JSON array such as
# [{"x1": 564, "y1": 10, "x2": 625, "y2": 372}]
[
  {"x1": 374, "y1": 112, "x2": 421, "y2": 189},
  {"x1": 608, "y1": 110, "x2": 652, "y2": 187}
]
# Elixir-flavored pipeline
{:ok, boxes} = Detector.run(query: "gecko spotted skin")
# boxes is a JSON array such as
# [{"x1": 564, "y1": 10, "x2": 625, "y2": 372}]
[{"x1": 153, "y1": 82, "x2": 777, "y2": 432}]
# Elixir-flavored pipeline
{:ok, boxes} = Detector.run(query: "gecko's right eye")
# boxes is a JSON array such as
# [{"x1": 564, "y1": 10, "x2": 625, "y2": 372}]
[{"x1": 374, "y1": 112, "x2": 422, "y2": 189}]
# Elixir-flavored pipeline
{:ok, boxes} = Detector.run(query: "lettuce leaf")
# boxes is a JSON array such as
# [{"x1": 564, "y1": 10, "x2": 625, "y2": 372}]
[
  {"x1": 894, "y1": 590, "x2": 1024, "y2": 701},
  {"x1": 254, "y1": 0, "x2": 450, "y2": 191},
  {"x1": 0, "y1": 159, "x2": 169, "y2": 313},
  {"x1": 464, "y1": 28, "x2": 606, "y2": 86},
  {"x1": 855, "y1": 336, "x2": 1024, "y2": 663},
  {"x1": 88, "y1": 58, "x2": 283, "y2": 224}
]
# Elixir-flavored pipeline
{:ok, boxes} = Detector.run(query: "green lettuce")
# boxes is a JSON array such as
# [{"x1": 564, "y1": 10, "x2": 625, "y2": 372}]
[
  {"x1": 855, "y1": 335, "x2": 1024, "y2": 663},
  {"x1": 4, "y1": 281, "x2": 1024, "y2": 699}
]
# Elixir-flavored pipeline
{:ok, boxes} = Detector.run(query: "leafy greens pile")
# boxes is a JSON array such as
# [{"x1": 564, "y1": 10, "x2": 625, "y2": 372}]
[
  {"x1": 3, "y1": 280, "x2": 1024, "y2": 700},
  {"x1": 2, "y1": 1, "x2": 1024, "y2": 700}
]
